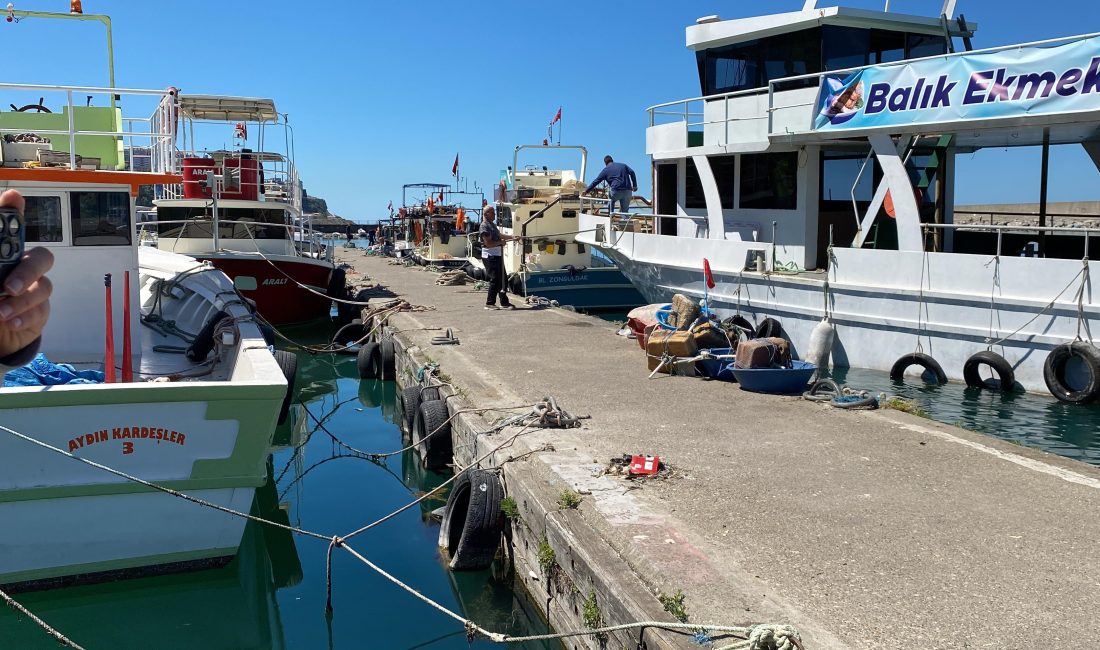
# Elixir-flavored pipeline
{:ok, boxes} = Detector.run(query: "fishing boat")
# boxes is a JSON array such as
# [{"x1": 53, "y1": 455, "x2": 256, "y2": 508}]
[
  {"x1": 402, "y1": 183, "x2": 478, "y2": 269},
  {"x1": 0, "y1": 83, "x2": 289, "y2": 589},
  {"x1": 474, "y1": 144, "x2": 643, "y2": 310},
  {"x1": 150, "y1": 95, "x2": 340, "y2": 325},
  {"x1": 578, "y1": 2, "x2": 1100, "y2": 399}
]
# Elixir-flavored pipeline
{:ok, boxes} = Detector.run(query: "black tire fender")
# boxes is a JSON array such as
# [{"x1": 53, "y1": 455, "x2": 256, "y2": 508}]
[
  {"x1": 1043, "y1": 342, "x2": 1100, "y2": 403},
  {"x1": 380, "y1": 338, "x2": 396, "y2": 381},
  {"x1": 963, "y1": 350, "x2": 1016, "y2": 391},
  {"x1": 399, "y1": 386, "x2": 422, "y2": 435},
  {"x1": 273, "y1": 350, "x2": 297, "y2": 425},
  {"x1": 357, "y1": 342, "x2": 381, "y2": 379},
  {"x1": 890, "y1": 352, "x2": 948, "y2": 384},
  {"x1": 414, "y1": 399, "x2": 452, "y2": 471},
  {"x1": 755, "y1": 317, "x2": 783, "y2": 340},
  {"x1": 332, "y1": 322, "x2": 366, "y2": 355},
  {"x1": 438, "y1": 469, "x2": 505, "y2": 570}
]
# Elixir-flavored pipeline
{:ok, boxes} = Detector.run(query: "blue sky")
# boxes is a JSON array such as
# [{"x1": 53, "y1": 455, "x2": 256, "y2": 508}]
[{"x1": 2, "y1": 0, "x2": 1098, "y2": 218}]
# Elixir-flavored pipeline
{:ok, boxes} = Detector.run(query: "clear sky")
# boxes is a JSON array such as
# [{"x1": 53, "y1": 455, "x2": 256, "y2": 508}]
[{"x1": 2, "y1": 0, "x2": 1098, "y2": 219}]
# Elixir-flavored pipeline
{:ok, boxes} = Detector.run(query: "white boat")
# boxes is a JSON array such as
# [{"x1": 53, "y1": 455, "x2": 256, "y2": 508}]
[
  {"x1": 473, "y1": 145, "x2": 643, "y2": 310},
  {"x1": 579, "y1": 2, "x2": 1100, "y2": 398},
  {"x1": 401, "y1": 182, "x2": 478, "y2": 269},
  {"x1": 0, "y1": 83, "x2": 289, "y2": 588}
]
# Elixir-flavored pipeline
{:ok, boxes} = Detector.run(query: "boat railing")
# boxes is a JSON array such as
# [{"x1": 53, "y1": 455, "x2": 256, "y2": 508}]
[
  {"x1": 764, "y1": 30, "x2": 1100, "y2": 136},
  {"x1": 0, "y1": 82, "x2": 178, "y2": 172},
  {"x1": 953, "y1": 210, "x2": 1100, "y2": 228},
  {"x1": 921, "y1": 222, "x2": 1100, "y2": 257},
  {"x1": 141, "y1": 217, "x2": 332, "y2": 261},
  {"x1": 158, "y1": 150, "x2": 302, "y2": 212},
  {"x1": 647, "y1": 87, "x2": 776, "y2": 147}
]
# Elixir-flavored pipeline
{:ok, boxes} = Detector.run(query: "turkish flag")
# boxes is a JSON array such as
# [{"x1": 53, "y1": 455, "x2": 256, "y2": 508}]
[
  {"x1": 703, "y1": 258, "x2": 715, "y2": 289},
  {"x1": 550, "y1": 107, "x2": 561, "y2": 125},
  {"x1": 451, "y1": 153, "x2": 459, "y2": 177}
]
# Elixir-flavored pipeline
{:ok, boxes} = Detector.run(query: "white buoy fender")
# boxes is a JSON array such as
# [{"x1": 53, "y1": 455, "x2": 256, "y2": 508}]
[{"x1": 806, "y1": 318, "x2": 835, "y2": 369}]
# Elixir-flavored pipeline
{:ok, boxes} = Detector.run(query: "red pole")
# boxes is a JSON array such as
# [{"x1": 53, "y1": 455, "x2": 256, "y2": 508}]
[
  {"x1": 104, "y1": 274, "x2": 115, "y2": 383},
  {"x1": 122, "y1": 271, "x2": 133, "y2": 382}
]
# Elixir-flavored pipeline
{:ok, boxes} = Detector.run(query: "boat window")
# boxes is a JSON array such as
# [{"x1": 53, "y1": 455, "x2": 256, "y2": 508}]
[
  {"x1": 24, "y1": 195, "x2": 63, "y2": 242},
  {"x1": 697, "y1": 28, "x2": 821, "y2": 95},
  {"x1": 870, "y1": 29, "x2": 906, "y2": 64},
  {"x1": 685, "y1": 159, "x2": 707, "y2": 210},
  {"x1": 740, "y1": 153, "x2": 797, "y2": 210},
  {"x1": 823, "y1": 25, "x2": 870, "y2": 71},
  {"x1": 498, "y1": 206, "x2": 513, "y2": 228},
  {"x1": 156, "y1": 207, "x2": 289, "y2": 239},
  {"x1": 907, "y1": 33, "x2": 947, "y2": 59},
  {"x1": 710, "y1": 156, "x2": 737, "y2": 209},
  {"x1": 821, "y1": 153, "x2": 874, "y2": 202},
  {"x1": 69, "y1": 192, "x2": 131, "y2": 246}
]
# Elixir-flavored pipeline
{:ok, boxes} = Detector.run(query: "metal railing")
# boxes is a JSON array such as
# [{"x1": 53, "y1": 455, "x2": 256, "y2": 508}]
[
  {"x1": 0, "y1": 82, "x2": 177, "y2": 172},
  {"x1": 921, "y1": 222, "x2": 1100, "y2": 257},
  {"x1": 141, "y1": 217, "x2": 331, "y2": 261},
  {"x1": 953, "y1": 210, "x2": 1100, "y2": 228}
]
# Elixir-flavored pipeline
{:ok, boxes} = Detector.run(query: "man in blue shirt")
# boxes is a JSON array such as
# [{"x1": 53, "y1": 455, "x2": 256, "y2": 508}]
[{"x1": 584, "y1": 156, "x2": 637, "y2": 214}]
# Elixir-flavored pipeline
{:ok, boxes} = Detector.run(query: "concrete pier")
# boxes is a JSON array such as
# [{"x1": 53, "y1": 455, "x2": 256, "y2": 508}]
[{"x1": 338, "y1": 249, "x2": 1100, "y2": 650}]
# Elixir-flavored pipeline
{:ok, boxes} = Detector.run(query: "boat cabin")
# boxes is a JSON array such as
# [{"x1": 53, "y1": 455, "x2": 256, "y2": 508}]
[{"x1": 641, "y1": 3, "x2": 1100, "y2": 271}]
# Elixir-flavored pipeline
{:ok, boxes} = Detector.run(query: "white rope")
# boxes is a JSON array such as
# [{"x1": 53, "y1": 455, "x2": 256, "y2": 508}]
[
  {"x1": 0, "y1": 586, "x2": 86, "y2": 649},
  {"x1": 984, "y1": 266, "x2": 1085, "y2": 347}
]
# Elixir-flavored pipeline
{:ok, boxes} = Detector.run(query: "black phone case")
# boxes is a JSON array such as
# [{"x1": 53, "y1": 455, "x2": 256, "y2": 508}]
[{"x1": 0, "y1": 207, "x2": 26, "y2": 290}]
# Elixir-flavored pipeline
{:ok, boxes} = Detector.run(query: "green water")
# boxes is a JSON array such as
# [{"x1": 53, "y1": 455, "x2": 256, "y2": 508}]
[
  {"x1": 825, "y1": 367, "x2": 1100, "y2": 467},
  {"x1": 0, "y1": 331, "x2": 556, "y2": 649}
]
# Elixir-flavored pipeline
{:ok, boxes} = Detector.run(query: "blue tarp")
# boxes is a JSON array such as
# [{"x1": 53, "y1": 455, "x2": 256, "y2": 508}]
[{"x1": 3, "y1": 354, "x2": 105, "y2": 387}]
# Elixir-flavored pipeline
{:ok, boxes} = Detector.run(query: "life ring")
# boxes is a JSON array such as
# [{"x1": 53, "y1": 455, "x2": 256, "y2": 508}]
[
  {"x1": 889, "y1": 353, "x2": 948, "y2": 384},
  {"x1": 413, "y1": 399, "x2": 453, "y2": 470},
  {"x1": 755, "y1": 317, "x2": 783, "y2": 340},
  {"x1": 963, "y1": 351, "x2": 1016, "y2": 391},
  {"x1": 357, "y1": 342, "x2": 381, "y2": 379},
  {"x1": 380, "y1": 338, "x2": 396, "y2": 380},
  {"x1": 273, "y1": 350, "x2": 297, "y2": 425},
  {"x1": 437, "y1": 468, "x2": 505, "y2": 570},
  {"x1": 1043, "y1": 342, "x2": 1100, "y2": 403}
]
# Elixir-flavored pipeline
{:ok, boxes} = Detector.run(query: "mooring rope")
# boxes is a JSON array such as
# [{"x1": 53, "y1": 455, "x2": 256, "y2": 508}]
[
  {"x1": 0, "y1": 420, "x2": 799, "y2": 649},
  {"x1": 983, "y1": 265, "x2": 1086, "y2": 347},
  {"x1": 0, "y1": 587, "x2": 86, "y2": 649}
]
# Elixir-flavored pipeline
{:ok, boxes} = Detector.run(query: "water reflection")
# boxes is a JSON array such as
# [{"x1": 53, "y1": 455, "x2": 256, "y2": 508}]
[{"x1": 827, "y1": 367, "x2": 1100, "y2": 466}]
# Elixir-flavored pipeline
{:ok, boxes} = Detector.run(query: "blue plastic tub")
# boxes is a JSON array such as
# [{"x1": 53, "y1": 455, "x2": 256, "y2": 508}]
[
  {"x1": 654, "y1": 304, "x2": 675, "y2": 330},
  {"x1": 731, "y1": 360, "x2": 817, "y2": 394},
  {"x1": 696, "y1": 348, "x2": 737, "y2": 382}
]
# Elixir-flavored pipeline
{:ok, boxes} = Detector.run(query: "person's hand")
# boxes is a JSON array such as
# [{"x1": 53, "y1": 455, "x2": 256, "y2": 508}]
[{"x1": 0, "y1": 190, "x2": 53, "y2": 359}]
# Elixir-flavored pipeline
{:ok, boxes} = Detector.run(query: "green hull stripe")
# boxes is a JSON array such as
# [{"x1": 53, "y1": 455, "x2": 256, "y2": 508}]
[
  {"x1": 0, "y1": 381, "x2": 282, "y2": 409},
  {"x1": 0, "y1": 546, "x2": 239, "y2": 585},
  {"x1": 0, "y1": 475, "x2": 266, "y2": 503}
]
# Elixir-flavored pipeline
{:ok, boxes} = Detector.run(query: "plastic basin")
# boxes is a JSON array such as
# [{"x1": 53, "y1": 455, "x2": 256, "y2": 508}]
[
  {"x1": 731, "y1": 360, "x2": 817, "y2": 394},
  {"x1": 696, "y1": 348, "x2": 737, "y2": 382}
]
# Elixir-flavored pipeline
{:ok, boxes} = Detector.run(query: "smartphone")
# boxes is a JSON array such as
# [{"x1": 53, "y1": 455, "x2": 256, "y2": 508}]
[{"x1": 0, "y1": 207, "x2": 25, "y2": 294}]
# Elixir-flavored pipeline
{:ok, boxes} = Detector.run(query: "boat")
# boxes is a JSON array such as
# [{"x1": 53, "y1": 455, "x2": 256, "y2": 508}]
[
  {"x1": 578, "y1": 2, "x2": 1100, "y2": 397},
  {"x1": 0, "y1": 83, "x2": 289, "y2": 588},
  {"x1": 474, "y1": 144, "x2": 643, "y2": 310},
  {"x1": 149, "y1": 95, "x2": 340, "y2": 325},
  {"x1": 402, "y1": 182, "x2": 479, "y2": 269}
]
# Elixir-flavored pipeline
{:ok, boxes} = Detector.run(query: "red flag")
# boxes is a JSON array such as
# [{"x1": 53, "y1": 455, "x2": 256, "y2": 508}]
[
  {"x1": 451, "y1": 153, "x2": 459, "y2": 177},
  {"x1": 703, "y1": 258, "x2": 715, "y2": 289},
  {"x1": 550, "y1": 107, "x2": 561, "y2": 125}
]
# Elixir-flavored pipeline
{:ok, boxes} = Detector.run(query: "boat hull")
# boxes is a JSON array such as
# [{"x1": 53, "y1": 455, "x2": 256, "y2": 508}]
[
  {"x1": 513, "y1": 267, "x2": 644, "y2": 310},
  {"x1": 0, "y1": 383, "x2": 282, "y2": 587},
  {"x1": 590, "y1": 227, "x2": 1100, "y2": 394},
  {"x1": 197, "y1": 255, "x2": 334, "y2": 325}
]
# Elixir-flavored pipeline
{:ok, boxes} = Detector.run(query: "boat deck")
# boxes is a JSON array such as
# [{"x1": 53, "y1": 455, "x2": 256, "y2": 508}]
[{"x1": 338, "y1": 247, "x2": 1100, "y2": 649}]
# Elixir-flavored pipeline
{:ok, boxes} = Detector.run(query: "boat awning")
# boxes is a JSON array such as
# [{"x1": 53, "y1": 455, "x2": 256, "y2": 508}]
[{"x1": 178, "y1": 95, "x2": 279, "y2": 123}]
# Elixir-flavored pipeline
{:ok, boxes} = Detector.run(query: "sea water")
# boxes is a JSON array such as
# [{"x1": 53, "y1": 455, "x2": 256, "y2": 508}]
[{"x1": 0, "y1": 329, "x2": 556, "y2": 649}]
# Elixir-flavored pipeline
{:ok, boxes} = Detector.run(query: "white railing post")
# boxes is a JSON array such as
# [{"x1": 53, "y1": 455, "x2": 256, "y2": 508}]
[{"x1": 66, "y1": 90, "x2": 76, "y2": 170}]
